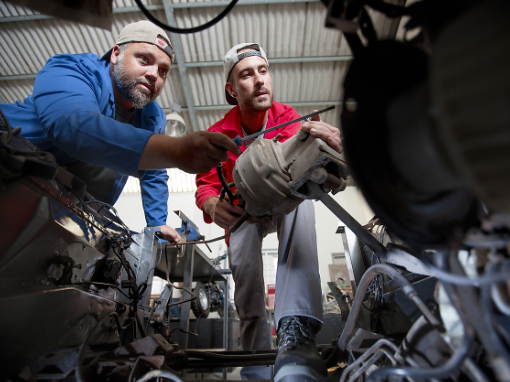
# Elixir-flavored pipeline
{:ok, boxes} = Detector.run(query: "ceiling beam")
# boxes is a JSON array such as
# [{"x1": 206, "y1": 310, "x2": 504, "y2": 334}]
[
  {"x1": 162, "y1": 0, "x2": 199, "y2": 133},
  {"x1": 0, "y1": 0, "x2": 319, "y2": 23},
  {"x1": 0, "y1": 56, "x2": 352, "y2": 82},
  {"x1": 0, "y1": 5, "x2": 162, "y2": 23},
  {"x1": 0, "y1": 73, "x2": 36, "y2": 81}
]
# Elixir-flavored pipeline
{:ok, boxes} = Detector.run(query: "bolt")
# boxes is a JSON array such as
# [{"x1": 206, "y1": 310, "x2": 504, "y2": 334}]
[
  {"x1": 284, "y1": 159, "x2": 295, "y2": 172},
  {"x1": 345, "y1": 98, "x2": 358, "y2": 113}
]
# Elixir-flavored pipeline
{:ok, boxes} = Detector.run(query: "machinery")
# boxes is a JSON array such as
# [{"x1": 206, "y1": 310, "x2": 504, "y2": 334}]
[{"x1": 1, "y1": 0, "x2": 510, "y2": 381}]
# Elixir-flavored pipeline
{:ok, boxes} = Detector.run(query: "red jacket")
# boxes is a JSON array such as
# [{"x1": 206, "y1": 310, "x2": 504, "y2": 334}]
[{"x1": 195, "y1": 101, "x2": 302, "y2": 224}]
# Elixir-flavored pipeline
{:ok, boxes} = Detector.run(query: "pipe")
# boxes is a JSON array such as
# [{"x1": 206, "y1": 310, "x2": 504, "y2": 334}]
[
  {"x1": 367, "y1": 330, "x2": 474, "y2": 382},
  {"x1": 336, "y1": 263, "x2": 440, "y2": 353},
  {"x1": 366, "y1": 252, "x2": 477, "y2": 381},
  {"x1": 340, "y1": 339, "x2": 403, "y2": 382}
]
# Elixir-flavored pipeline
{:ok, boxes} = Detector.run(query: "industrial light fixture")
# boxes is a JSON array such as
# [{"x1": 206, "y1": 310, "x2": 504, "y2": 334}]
[{"x1": 165, "y1": 104, "x2": 187, "y2": 137}]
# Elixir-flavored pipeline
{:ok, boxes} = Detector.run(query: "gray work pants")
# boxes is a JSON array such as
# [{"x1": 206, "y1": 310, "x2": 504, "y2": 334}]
[{"x1": 228, "y1": 199, "x2": 323, "y2": 353}]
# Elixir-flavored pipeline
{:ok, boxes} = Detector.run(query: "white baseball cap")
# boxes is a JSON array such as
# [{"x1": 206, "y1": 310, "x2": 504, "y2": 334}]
[
  {"x1": 102, "y1": 20, "x2": 175, "y2": 62},
  {"x1": 223, "y1": 43, "x2": 268, "y2": 105}
]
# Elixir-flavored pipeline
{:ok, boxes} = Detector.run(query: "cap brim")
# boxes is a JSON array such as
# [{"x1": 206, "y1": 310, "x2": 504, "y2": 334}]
[
  {"x1": 225, "y1": 88, "x2": 238, "y2": 105},
  {"x1": 101, "y1": 48, "x2": 113, "y2": 61}
]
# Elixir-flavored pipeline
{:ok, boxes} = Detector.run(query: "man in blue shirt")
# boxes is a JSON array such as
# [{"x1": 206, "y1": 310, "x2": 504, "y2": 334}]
[{"x1": 0, "y1": 20, "x2": 240, "y2": 243}]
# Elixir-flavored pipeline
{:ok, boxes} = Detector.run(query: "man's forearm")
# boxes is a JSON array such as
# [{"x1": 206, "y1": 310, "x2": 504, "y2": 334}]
[
  {"x1": 139, "y1": 131, "x2": 241, "y2": 174},
  {"x1": 139, "y1": 134, "x2": 181, "y2": 170}
]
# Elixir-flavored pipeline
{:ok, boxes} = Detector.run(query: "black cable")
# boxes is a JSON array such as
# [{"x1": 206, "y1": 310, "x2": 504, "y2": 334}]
[
  {"x1": 216, "y1": 164, "x2": 235, "y2": 203},
  {"x1": 110, "y1": 241, "x2": 149, "y2": 320},
  {"x1": 68, "y1": 187, "x2": 88, "y2": 212},
  {"x1": 134, "y1": 0, "x2": 238, "y2": 34},
  {"x1": 85, "y1": 200, "x2": 132, "y2": 236}
]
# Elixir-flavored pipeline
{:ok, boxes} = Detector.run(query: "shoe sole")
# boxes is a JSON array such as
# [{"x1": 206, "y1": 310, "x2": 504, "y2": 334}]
[{"x1": 274, "y1": 365, "x2": 329, "y2": 382}]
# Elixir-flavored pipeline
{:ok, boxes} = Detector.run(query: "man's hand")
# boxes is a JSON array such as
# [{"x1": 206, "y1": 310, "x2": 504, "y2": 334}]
[
  {"x1": 203, "y1": 196, "x2": 245, "y2": 230},
  {"x1": 139, "y1": 131, "x2": 242, "y2": 174},
  {"x1": 301, "y1": 112, "x2": 342, "y2": 154},
  {"x1": 157, "y1": 225, "x2": 182, "y2": 247}
]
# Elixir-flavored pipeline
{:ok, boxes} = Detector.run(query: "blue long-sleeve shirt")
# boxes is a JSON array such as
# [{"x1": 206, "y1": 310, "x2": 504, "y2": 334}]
[{"x1": 0, "y1": 52, "x2": 169, "y2": 227}]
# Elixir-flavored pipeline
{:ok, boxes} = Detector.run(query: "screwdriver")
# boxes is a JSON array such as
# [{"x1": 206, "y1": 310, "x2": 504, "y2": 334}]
[{"x1": 231, "y1": 105, "x2": 335, "y2": 146}]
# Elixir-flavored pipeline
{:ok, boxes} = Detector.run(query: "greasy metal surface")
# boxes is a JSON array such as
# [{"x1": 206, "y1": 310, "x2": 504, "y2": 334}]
[
  {"x1": 121, "y1": 227, "x2": 162, "y2": 307},
  {"x1": 0, "y1": 138, "x2": 136, "y2": 377},
  {"x1": 233, "y1": 130, "x2": 346, "y2": 217},
  {"x1": 154, "y1": 283, "x2": 173, "y2": 324}
]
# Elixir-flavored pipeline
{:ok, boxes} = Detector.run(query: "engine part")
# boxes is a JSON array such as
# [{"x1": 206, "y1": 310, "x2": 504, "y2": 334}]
[
  {"x1": 232, "y1": 129, "x2": 348, "y2": 218},
  {"x1": 341, "y1": 39, "x2": 480, "y2": 249},
  {"x1": 341, "y1": 0, "x2": 510, "y2": 249},
  {"x1": 323, "y1": 262, "x2": 440, "y2": 369},
  {"x1": 191, "y1": 281, "x2": 210, "y2": 318}
]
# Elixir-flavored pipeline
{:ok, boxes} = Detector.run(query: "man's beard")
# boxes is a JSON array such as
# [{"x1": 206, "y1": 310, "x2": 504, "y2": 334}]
[{"x1": 113, "y1": 58, "x2": 156, "y2": 109}]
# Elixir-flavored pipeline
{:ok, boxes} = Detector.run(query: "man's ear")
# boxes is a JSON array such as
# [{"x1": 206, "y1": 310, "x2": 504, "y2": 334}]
[
  {"x1": 225, "y1": 82, "x2": 236, "y2": 98},
  {"x1": 110, "y1": 45, "x2": 121, "y2": 65}
]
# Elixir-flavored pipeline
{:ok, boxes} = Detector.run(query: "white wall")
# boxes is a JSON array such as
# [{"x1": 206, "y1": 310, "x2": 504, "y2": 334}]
[{"x1": 115, "y1": 186, "x2": 373, "y2": 296}]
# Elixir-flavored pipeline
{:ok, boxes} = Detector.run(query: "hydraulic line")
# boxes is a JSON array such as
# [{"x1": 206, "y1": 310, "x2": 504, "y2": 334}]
[
  {"x1": 340, "y1": 339, "x2": 408, "y2": 382},
  {"x1": 446, "y1": 254, "x2": 510, "y2": 380},
  {"x1": 325, "y1": 263, "x2": 440, "y2": 367},
  {"x1": 367, "y1": 254, "x2": 478, "y2": 382},
  {"x1": 336, "y1": 263, "x2": 441, "y2": 353},
  {"x1": 367, "y1": 330, "x2": 474, "y2": 382}
]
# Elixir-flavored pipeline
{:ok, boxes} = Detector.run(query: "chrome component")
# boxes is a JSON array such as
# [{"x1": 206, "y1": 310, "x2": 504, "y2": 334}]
[{"x1": 198, "y1": 288, "x2": 208, "y2": 310}]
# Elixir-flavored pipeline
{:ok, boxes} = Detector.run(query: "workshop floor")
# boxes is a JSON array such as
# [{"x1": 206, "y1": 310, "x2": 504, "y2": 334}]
[{"x1": 185, "y1": 366, "x2": 343, "y2": 381}]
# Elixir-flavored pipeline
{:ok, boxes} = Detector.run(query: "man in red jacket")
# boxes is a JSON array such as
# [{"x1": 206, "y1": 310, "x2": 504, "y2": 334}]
[{"x1": 195, "y1": 43, "x2": 342, "y2": 382}]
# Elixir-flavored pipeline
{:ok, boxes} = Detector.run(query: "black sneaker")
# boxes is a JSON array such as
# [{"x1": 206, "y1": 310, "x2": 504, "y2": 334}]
[{"x1": 274, "y1": 316, "x2": 329, "y2": 382}]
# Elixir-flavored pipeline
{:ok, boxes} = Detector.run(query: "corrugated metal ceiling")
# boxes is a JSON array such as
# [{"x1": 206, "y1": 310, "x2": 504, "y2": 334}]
[{"x1": 0, "y1": 0, "x2": 402, "y2": 132}]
